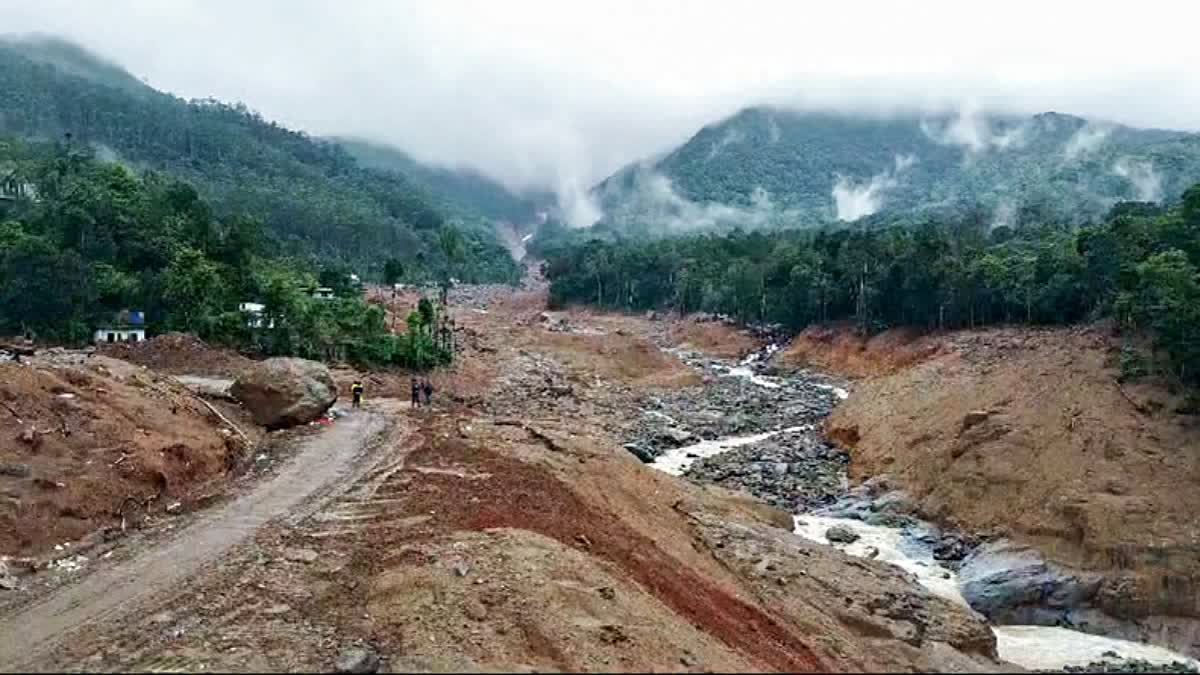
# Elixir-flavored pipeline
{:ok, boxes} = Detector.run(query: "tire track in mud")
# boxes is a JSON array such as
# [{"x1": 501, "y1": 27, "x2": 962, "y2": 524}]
[{"x1": 0, "y1": 407, "x2": 395, "y2": 672}]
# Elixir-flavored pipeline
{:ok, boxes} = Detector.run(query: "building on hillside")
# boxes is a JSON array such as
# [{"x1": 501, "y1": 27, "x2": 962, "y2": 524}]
[
  {"x1": 310, "y1": 287, "x2": 335, "y2": 300},
  {"x1": 238, "y1": 301, "x2": 273, "y2": 329},
  {"x1": 93, "y1": 309, "x2": 146, "y2": 344}
]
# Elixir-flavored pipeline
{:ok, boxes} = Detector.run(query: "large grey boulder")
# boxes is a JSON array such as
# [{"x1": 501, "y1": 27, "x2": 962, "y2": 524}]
[
  {"x1": 231, "y1": 357, "x2": 337, "y2": 428},
  {"x1": 957, "y1": 540, "x2": 1101, "y2": 624}
]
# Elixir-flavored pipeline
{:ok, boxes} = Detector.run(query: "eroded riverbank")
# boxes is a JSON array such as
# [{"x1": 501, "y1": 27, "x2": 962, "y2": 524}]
[{"x1": 627, "y1": 341, "x2": 1199, "y2": 673}]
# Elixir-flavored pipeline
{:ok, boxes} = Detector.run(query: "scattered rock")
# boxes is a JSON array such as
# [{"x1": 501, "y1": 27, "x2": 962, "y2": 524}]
[
  {"x1": 463, "y1": 599, "x2": 488, "y2": 621},
  {"x1": 597, "y1": 586, "x2": 616, "y2": 601},
  {"x1": 0, "y1": 462, "x2": 31, "y2": 478},
  {"x1": 958, "y1": 541, "x2": 1101, "y2": 623},
  {"x1": 623, "y1": 443, "x2": 656, "y2": 463},
  {"x1": 961, "y1": 410, "x2": 990, "y2": 432},
  {"x1": 453, "y1": 560, "x2": 471, "y2": 577},
  {"x1": 150, "y1": 611, "x2": 175, "y2": 624},
  {"x1": 263, "y1": 603, "x2": 291, "y2": 616},
  {"x1": 284, "y1": 548, "x2": 319, "y2": 564},
  {"x1": 334, "y1": 646, "x2": 381, "y2": 674},
  {"x1": 598, "y1": 624, "x2": 630, "y2": 645},
  {"x1": 0, "y1": 561, "x2": 18, "y2": 590},
  {"x1": 826, "y1": 525, "x2": 861, "y2": 544},
  {"x1": 230, "y1": 357, "x2": 338, "y2": 428}
]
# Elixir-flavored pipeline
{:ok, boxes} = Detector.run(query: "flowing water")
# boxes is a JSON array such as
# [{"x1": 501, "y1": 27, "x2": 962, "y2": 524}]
[
  {"x1": 647, "y1": 348, "x2": 1196, "y2": 671},
  {"x1": 792, "y1": 514, "x2": 1199, "y2": 671},
  {"x1": 649, "y1": 426, "x2": 812, "y2": 476}
]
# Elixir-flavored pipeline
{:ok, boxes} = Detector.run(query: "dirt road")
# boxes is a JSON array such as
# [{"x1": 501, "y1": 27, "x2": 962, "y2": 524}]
[{"x1": 0, "y1": 406, "x2": 394, "y2": 672}]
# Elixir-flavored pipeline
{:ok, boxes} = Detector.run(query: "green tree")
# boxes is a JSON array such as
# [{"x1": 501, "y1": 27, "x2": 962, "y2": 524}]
[{"x1": 163, "y1": 246, "x2": 227, "y2": 332}]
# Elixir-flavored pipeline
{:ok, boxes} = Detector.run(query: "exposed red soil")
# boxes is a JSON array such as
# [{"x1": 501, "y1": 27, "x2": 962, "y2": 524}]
[
  {"x1": 0, "y1": 360, "x2": 259, "y2": 557},
  {"x1": 777, "y1": 322, "x2": 943, "y2": 377},
  {"x1": 100, "y1": 332, "x2": 254, "y2": 378},
  {"x1": 327, "y1": 413, "x2": 824, "y2": 673}
]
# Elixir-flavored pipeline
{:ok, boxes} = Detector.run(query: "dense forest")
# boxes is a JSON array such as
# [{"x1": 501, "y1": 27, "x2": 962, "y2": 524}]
[
  {"x1": 0, "y1": 35, "x2": 518, "y2": 283},
  {"x1": 544, "y1": 187, "x2": 1200, "y2": 383},
  {"x1": 0, "y1": 137, "x2": 454, "y2": 369},
  {"x1": 592, "y1": 106, "x2": 1200, "y2": 234},
  {"x1": 335, "y1": 137, "x2": 550, "y2": 226}
]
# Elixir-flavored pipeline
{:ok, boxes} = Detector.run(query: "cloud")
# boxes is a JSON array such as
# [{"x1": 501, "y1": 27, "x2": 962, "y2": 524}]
[
  {"x1": 1111, "y1": 157, "x2": 1163, "y2": 201},
  {"x1": 766, "y1": 114, "x2": 782, "y2": 144},
  {"x1": 3, "y1": 0, "x2": 1200, "y2": 204},
  {"x1": 599, "y1": 168, "x2": 788, "y2": 231},
  {"x1": 555, "y1": 175, "x2": 603, "y2": 228},
  {"x1": 706, "y1": 128, "x2": 745, "y2": 161},
  {"x1": 919, "y1": 101, "x2": 1028, "y2": 155},
  {"x1": 831, "y1": 154, "x2": 916, "y2": 221},
  {"x1": 991, "y1": 200, "x2": 1017, "y2": 230},
  {"x1": 1063, "y1": 123, "x2": 1111, "y2": 159}
]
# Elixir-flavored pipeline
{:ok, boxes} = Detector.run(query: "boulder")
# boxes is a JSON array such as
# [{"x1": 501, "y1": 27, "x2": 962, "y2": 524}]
[
  {"x1": 873, "y1": 490, "x2": 918, "y2": 516},
  {"x1": 658, "y1": 427, "x2": 694, "y2": 446},
  {"x1": 960, "y1": 410, "x2": 991, "y2": 432},
  {"x1": 335, "y1": 647, "x2": 381, "y2": 674},
  {"x1": 957, "y1": 540, "x2": 1102, "y2": 624},
  {"x1": 826, "y1": 524, "x2": 861, "y2": 544},
  {"x1": 230, "y1": 358, "x2": 337, "y2": 428},
  {"x1": 623, "y1": 443, "x2": 656, "y2": 463}
]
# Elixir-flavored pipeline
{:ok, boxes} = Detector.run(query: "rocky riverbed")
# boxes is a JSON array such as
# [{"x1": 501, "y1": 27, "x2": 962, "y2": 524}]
[
  {"x1": 626, "y1": 340, "x2": 1200, "y2": 672},
  {"x1": 622, "y1": 345, "x2": 844, "y2": 464}
]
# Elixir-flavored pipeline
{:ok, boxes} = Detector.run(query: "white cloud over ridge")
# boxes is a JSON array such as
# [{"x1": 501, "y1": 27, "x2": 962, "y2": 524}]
[{"x1": 4, "y1": 0, "x2": 1199, "y2": 215}]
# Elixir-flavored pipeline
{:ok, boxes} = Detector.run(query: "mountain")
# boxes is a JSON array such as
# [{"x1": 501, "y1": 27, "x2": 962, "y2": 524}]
[
  {"x1": 592, "y1": 106, "x2": 1200, "y2": 233},
  {"x1": 335, "y1": 137, "x2": 552, "y2": 226},
  {"x1": 0, "y1": 35, "x2": 518, "y2": 282}
]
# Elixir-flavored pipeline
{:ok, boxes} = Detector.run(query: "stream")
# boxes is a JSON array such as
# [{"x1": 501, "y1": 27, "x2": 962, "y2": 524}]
[{"x1": 635, "y1": 341, "x2": 1198, "y2": 672}]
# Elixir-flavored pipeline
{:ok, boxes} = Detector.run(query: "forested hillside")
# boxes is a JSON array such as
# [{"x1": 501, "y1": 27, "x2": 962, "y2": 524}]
[
  {"x1": 593, "y1": 107, "x2": 1200, "y2": 233},
  {"x1": 336, "y1": 137, "x2": 550, "y2": 226},
  {"x1": 0, "y1": 35, "x2": 518, "y2": 282},
  {"x1": 545, "y1": 187, "x2": 1200, "y2": 383},
  {"x1": 0, "y1": 137, "x2": 455, "y2": 367}
]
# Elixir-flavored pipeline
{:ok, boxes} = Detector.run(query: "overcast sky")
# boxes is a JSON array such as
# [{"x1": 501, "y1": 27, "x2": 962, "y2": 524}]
[{"x1": 7, "y1": 0, "x2": 1200, "y2": 197}]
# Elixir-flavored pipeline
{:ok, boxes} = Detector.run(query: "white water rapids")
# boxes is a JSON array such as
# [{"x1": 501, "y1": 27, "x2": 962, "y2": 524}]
[
  {"x1": 645, "y1": 354, "x2": 1196, "y2": 671},
  {"x1": 793, "y1": 515, "x2": 1199, "y2": 671},
  {"x1": 649, "y1": 426, "x2": 811, "y2": 476}
]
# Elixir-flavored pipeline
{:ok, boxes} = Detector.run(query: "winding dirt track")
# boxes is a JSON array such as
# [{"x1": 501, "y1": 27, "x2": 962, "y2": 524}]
[{"x1": 0, "y1": 407, "x2": 395, "y2": 672}]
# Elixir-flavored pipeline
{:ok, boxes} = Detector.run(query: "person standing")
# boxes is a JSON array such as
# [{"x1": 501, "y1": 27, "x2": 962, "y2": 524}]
[
  {"x1": 410, "y1": 376, "x2": 421, "y2": 408},
  {"x1": 422, "y1": 379, "x2": 433, "y2": 407},
  {"x1": 351, "y1": 380, "x2": 364, "y2": 408}
]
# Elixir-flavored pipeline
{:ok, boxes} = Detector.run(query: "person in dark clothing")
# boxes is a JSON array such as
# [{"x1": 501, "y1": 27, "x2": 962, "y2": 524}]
[
  {"x1": 351, "y1": 380, "x2": 364, "y2": 408},
  {"x1": 410, "y1": 376, "x2": 420, "y2": 408},
  {"x1": 422, "y1": 379, "x2": 433, "y2": 406}
]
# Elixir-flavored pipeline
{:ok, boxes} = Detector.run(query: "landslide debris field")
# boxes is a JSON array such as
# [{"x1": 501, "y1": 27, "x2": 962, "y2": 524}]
[{"x1": 0, "y1": 277, "x2": 1197, "y2": 673}]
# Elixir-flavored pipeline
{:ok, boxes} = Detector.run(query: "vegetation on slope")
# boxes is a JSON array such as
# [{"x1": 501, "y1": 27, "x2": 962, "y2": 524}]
[
  {"x1": 593, "y1": 107, "x2": 1200, "y2": 232},
  {"x1": 0, "y1": 138, "x2": 453, "y2": 368},
  {"x1": 0, "y1": 35, "x2": 518, "y2": 283},
  {"x1": 544, "y1": 186, "x2": 1200, "y2": 382},
  {"x1": 336, "y1": 137, "x2": 550, "y2": 225}
]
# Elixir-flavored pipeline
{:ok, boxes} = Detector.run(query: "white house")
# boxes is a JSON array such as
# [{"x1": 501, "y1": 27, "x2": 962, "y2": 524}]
[
  {"x1": 238, "y1": 301, "x2": 273, "y2": 329},
  {"x1": 93, "y1": 327, "x2": 145, "y2": 344},
  {"x1": 94, "y1": 309, "x2": 146, "y2": 345},
  {"x1": 311, "y1": 287, "x2": 335, "y2": 300}
]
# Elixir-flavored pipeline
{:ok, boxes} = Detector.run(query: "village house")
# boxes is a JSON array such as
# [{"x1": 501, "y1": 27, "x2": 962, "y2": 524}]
[
  {"x1": 93, "y1": 310, "x2": 146, "y2": 344},
  {"x1": 238, "y1": 301, "x2": 274, "y2": 329}
]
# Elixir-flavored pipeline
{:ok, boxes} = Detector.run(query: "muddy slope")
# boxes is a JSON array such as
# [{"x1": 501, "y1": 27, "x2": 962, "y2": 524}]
[
  {"x1": 0, "y1": 355, "x2": 259, "y2": 557},
  {"x1": 10, "y1": 283, "x2": 1006, "y2": 673},
  {"x1": 798, "y1": 324, "x2": 1200, "y2": 646}
]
